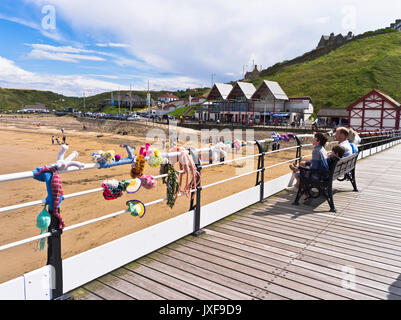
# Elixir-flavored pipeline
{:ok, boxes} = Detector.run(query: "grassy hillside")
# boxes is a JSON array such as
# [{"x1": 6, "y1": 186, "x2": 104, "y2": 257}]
[
  {"x1": 0, "y1": 87, "x2": 210, "y2": 112},
  {"x1": 0, "y1": 88, "x2": 81, "y2": 111},
  {"x1": 252, "y1": 31, "x2": 401, "y2": 114}
]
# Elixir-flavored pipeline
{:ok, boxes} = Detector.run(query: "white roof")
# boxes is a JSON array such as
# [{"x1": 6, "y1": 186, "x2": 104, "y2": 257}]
[
  {"x1": 208, "y1": 83, "x2": 233, "y2": 100},
  {"x1": 236, "y1": 82, "x2": 256, "y2": 99},
  {"x1": 263, "y1": 80, "x2": 289, "y2": 100}
]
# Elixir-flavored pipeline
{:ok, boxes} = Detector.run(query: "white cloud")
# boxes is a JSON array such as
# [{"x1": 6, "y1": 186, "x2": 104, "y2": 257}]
[
  {"x1": 0, "y1": 56, "x2": 120, "y2": 96},
  {"x1": 0, "y1": 56, "x2": 204, "y2": 96},
  {"x1": 27, "y1": 49, "x2": 106, "y2": 63},
  {"x1": 96, "y1": 43, "x2": 129, "y2": 48}
]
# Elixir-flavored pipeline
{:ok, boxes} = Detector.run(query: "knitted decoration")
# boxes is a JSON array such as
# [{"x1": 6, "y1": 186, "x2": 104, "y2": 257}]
[
  {"x1": 56, "y1": 144, "x2": 85, "y2": 171},
  {"x1": 140, "y1": 175, "x2": 157, "y2": 189},
  {"x1": 101, "y1": 179, "x2": 123, "y2": 200},
  {"x1": 92, "y1": 150, "x2": 115, "y2": 165},
  {"x1": 168, "y1": 146, "x2": 200, "y2": 196},
  {"x1": 101, "y1": 179, "x2": 141, "y2": 200},
  {"x1": 160, "y1": 160, "x2": 180, "y2": 208},
  {"x1": 233, "y1": 139, "x2": 242, "y2": 154},
  {"x1": 126, "y1": 200, "x2": 146, "y2": 218},
  {"x1": 35, "y1": 206, "x2": 51, "y2": 251},
  {"x1": 147, "y1": 149, "x2": 163, "y2": 168},
  {"x1": 35, "y1": 166, "x2": 65, "y2": 230},
  {"x1": 131, "y1": 154, "x2": 146, "y2": 178}
]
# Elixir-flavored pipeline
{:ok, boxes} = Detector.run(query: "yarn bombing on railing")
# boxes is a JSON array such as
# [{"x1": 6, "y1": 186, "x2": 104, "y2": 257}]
[
  {"x1": 32, "y1": 145, "x2": 85, "y2": 235},
  {"x1": 266, "y1": 132, "x2": 296, "y2": 151},
  {"x1": 92, "y1": 145, "x2": 135, "y2": 169},
  {"x1": 35, "y1": 206, "x2": 51, "y2": 251},
  {"x1": 168, "y1": 145, "x2": 200, "y2": 197},
  {"x1": 101, "y1": 178, "x2": 142, "y2": 200},
  {"x1": 126, "y1": 200, "x2": 146, "y2": 218},
  {"x1": 160, "y1": 158, "x2": 180, "y2": 209},
  {"x1": 130, "y1": 144, "x2": 148, "y2": 179}
]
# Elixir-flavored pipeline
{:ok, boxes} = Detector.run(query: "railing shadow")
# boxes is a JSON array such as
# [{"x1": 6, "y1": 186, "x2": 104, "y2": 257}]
[{"x1": 251, "y1": 188, "x2": 354, "y2": 220}]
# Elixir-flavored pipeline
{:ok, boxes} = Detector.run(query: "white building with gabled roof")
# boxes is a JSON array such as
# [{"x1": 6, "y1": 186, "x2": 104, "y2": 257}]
[{"x1": 199, "y1": 80, "x2": 313, "y2": 125}]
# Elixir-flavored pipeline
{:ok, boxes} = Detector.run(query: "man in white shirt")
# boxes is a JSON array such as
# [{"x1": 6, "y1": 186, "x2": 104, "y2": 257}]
[{"x1": 334, "y1": 127, "x2": 353, "y2": 157}]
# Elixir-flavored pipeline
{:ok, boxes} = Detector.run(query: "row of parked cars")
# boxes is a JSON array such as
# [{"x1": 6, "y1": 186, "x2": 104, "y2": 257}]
[{"x1": 75, "y1": 111, "x2": 175, "y2": 121}]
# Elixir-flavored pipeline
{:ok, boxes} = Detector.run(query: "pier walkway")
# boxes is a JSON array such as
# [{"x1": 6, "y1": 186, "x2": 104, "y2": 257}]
[{"x1": 70, "y1": 144, "x2": 401, "y2": 300}]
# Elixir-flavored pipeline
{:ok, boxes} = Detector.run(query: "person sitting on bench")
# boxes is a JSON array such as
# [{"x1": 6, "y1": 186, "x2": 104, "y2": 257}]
[{"x1": 289, "y1": 133, "x2": 329, "y2": 202}]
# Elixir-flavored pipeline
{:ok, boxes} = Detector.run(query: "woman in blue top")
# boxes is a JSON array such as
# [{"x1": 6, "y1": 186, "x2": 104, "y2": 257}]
[{"x1": 290, "y1": 133, "x2": 329, "y2": 199}]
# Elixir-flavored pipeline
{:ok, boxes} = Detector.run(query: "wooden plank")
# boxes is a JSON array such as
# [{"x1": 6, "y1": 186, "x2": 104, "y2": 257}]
[
  {"x1": 157, "y1": 246, "x2": 287, "y2": 300},
  {"x1": 137, "y1": 256, "x2": 254, "y2": 300},
  {"x1": 204, "y1": 229, "x2": 393, "y2": 298},
  {"x1": 165, "y1": 242, "x2": 315, "y2": 300},
  {"x1": 111, "y1": 268, "x2": 193, "y2": 300},
  {"x1": 69, "y1": 287, "x2": 103, "y2": 300},
  {"x1": 231, "y1": 215, "x2": 401, "y2": 262},
  {"x1": 204, "y1": 229, "x2": 298, "y2": 258},
  {"x1": 200, "y1": 232, "x2": 376, "y2": 299},
  {"x1": 212, "y1": 224, "x2": 401, "y2": 281},
  {"x1": 97, "y1": 274, "x2": 164, "y2": 300},
  {"x1": 124, "y1": 261, "x2": 226, "y2": 300},
  {"x1": 148, "y1": 251, "x2": 260, "y2": 300},
  {"x1": 83, "y1": 280, "x2": 133, "y2": 300},
  {"x1": 225, "y1": 221, "x2": 401, "y2": 273},
  {"x1": 177, "y1": 239, "x2": 345, "y2": 300},
  {"x1": 192, "y1": 234, "x2": 368, "y2": 300},
  {"x1": 238, "y1": 214, "x2": 401, "y2": 257},
  {"x1": 242, "y1": 210, "x2": 401, "y2": 250}
]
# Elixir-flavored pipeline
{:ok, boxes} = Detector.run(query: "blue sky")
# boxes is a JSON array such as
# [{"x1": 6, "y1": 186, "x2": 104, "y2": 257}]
[{"x1": 0, "y1": 0, "x2": 400, "y2": 97}]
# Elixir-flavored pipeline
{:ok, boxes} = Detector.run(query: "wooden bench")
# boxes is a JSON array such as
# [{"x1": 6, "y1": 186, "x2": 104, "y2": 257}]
[{"x1": 292, "y1": 153, "x2": 359, "y2": 212}]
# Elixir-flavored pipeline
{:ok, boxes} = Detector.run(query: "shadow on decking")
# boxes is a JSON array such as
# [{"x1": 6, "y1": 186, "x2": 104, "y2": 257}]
[
  {"x1": 251, "y1": 188, "x2": 356, "y2": 220},
  {"x1": 388, "y1": 275, "x2": 401, "y2": 300}
]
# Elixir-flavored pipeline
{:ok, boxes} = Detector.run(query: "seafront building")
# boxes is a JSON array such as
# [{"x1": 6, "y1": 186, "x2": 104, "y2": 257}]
[{"x1": 197, "y1": 81, "x2": 313, "y2": 125}]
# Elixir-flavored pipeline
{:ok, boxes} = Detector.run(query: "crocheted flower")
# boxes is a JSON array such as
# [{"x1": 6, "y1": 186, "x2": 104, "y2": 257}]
[{"x1": 147, "y1": 149, "x2": 163, "y2": 168}]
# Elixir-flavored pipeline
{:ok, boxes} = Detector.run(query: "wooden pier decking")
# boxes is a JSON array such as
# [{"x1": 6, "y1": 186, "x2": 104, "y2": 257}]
[{"x1": 70, "y1": 144, "x2": 401, "y2": 300}]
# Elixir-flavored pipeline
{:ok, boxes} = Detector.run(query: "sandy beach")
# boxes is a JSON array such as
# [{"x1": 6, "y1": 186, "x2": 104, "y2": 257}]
[{"x1": 0, "y1": 115, "x2": 309, "y2": 284}]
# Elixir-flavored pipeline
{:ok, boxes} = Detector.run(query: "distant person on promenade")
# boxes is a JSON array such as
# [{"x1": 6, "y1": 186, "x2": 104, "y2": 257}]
[
  {"x1": 334, "y1": 127, "x2": 352, "y2": 157},
  {"x1": 51, "y1": 136, "x2": 54, "y2": 144}
]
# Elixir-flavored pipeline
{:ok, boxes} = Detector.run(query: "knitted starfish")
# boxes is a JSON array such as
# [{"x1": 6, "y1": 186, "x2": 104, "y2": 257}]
[{"x1": 55, "y1": 144, "x2": 85, "y2": 171}]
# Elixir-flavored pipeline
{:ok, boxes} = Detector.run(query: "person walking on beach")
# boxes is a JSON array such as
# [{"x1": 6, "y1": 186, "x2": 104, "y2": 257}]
[
  {"x1": 51, "y1": 136, "x2": 55, "y2": 144},
  {"x1": 56, "y1": 137, "x2": 61, "y2": 145},
  {"x1": 61, "y1": 127, "x2": 64, "y2": 134},
  {"x1": 62, "y1": 136, "x2": 66, "y2": 144}
]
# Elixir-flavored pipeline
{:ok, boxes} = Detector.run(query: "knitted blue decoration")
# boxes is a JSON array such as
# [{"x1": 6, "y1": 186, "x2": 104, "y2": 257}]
[
  {"x1": 35, "y1": 206, "x2": 51, "y2": 251},
  {"x1": 32, "y1": 167, "x2": 64, "y2": 212}
]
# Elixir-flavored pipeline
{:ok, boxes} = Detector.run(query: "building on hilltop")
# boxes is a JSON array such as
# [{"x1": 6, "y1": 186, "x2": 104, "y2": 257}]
[
  {"x1": 244, "y1": 65, "x2": 261, "y2": 81},
  {"x1": 317, "y1": 31, "x2": 353, "y2": 48},
  {"x1": 158, "y1": 93, "x2": 179, "y2": 103},
  {"x1": 389, "y1": 19, "x2": 401, "y2": 31}
]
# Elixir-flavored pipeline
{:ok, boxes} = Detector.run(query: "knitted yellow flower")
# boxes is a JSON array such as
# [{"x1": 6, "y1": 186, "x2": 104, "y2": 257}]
[{"x1": 148, "y1": 149, "x2": 163, "y2": 168}]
